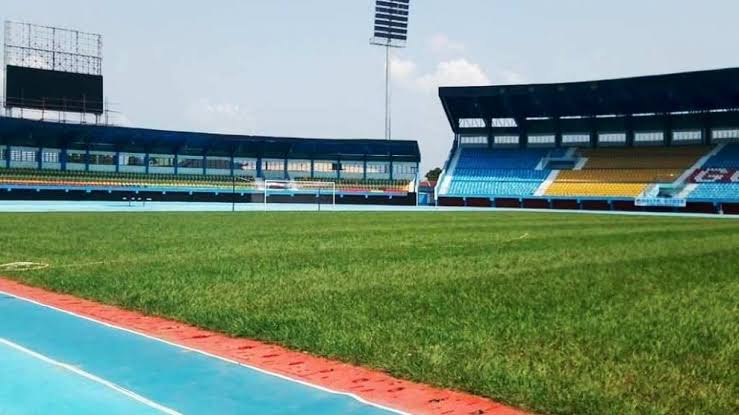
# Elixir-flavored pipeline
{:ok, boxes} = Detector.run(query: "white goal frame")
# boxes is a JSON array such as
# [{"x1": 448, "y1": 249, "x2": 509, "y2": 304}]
[{"x1": 263, "y1": 180, "x2": 336, "y2": 211}]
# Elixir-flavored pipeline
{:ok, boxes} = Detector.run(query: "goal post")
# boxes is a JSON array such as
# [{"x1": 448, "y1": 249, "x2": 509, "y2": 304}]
[{"x1": 263, "y1": 180, "x2": 336, "y2": 210}]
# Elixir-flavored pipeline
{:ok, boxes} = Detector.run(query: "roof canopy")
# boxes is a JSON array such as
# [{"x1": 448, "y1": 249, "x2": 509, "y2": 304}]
[
  {"x1": 439, "y1": 67, "x2": 739, "y2": 132},
  {"x1": 0, "y1": 117, "x2": 420, "y2": 162}
]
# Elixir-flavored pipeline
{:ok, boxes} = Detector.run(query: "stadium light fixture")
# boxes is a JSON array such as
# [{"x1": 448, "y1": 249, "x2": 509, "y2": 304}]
[{"x1": 370, "y1": 0, "x2": 410, "y2": 140}]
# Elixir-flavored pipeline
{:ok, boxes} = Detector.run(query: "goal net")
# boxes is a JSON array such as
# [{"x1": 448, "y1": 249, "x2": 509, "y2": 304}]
[{"x1": 263, "y1": 180, "x2": 336, "y2": 210}]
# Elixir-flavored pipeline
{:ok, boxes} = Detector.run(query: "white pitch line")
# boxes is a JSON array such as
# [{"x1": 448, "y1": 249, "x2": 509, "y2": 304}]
[
  {"x1": 0, "y1": 290, "x2": 410, "y2": 415},
  {"x1": 0, "y1": 338, "x2": 182, "y2": 415}
]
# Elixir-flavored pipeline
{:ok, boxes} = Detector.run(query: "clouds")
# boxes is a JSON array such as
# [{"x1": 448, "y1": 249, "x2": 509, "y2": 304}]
[
  {"x1": 392, "y1": 55, "x2": 490, "y2": 93},
  {"x1": 390, "y1": 34, "x2": 491, "y2": 93},
  {"x1": 428, "y1": 33, "x2": 466, "y2": 56},
  {"x1": 415, "y1": 59, "x2": 490, "y2": 91},
  {"x1": 390, "y1": 55, "x2": 417, "y2": 82},
  {"x1": 390, "y1": 33, "x2": 527, "y2": 95}
]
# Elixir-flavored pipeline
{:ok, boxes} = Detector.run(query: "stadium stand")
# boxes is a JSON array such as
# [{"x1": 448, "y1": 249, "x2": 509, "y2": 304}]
[
  {"x1": 435, "y1": 67, "x2": 739, "y2": 214},
  {"x1": 545, "y1": 147, "x2": 707, "y2": 197},
  {"x1": 0, "y1": 169, "x2": 256, "y2": 192},
  {"x1": 444, "y1": 148, "x2": 550, "y2": 197},
  {"x1": 0, "y1": 116, "x2": 420, "y2": 205},
  {"x1": 687, "y1": 144, "x2": 739, "y2": 201}
]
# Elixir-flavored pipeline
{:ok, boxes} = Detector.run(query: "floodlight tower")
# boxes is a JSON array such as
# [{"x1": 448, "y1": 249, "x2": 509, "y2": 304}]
[{"x1": 371, "y1": 0, "x2": 410, "y2": 140}]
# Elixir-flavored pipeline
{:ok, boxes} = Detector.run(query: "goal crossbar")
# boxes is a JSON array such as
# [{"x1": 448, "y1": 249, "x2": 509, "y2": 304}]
[{"x1": 263, "y1": 180, "x2": 336, "y2": 210}]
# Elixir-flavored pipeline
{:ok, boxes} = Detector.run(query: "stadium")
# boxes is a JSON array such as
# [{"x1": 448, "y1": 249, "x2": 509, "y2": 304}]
[{"x1": 0, "y1": 2, "x2": 737, "y2": 415}]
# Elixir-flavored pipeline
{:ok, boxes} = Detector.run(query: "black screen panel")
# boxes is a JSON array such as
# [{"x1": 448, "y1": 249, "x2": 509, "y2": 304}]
[{"x1": 5, "y1": 65, "x2": 104, "y2": 114}]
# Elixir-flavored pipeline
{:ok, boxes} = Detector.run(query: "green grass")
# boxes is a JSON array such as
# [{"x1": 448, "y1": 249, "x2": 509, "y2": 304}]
[{"x1": 1, "y1": 212, "x2": 737, "y2": 415}]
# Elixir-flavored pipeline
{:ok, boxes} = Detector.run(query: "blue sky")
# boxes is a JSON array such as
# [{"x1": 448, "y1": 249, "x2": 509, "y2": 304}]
[{"x1": 3, "y1": 0, "x2": 738, "y2": 171}]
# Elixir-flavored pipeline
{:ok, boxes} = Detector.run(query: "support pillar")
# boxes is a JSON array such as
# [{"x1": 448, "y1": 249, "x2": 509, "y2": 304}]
[
  {"x1": 625, "y1": 115, "x2": 635, "y2": 147},
  {"x1": 554, "y1": 117, "x2": 563, "y2": 148}
]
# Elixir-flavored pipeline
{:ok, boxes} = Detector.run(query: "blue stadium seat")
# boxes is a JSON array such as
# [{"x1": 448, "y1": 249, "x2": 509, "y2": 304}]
[
  {"x1": 688, "y1": 144, "x2": 739, "y2": 200},
  {"x1": 688, "y1": 184, "x2": 739, "y2": 200},
  {"x1": 702, "y1": 144, "x2": 739, "y2": 168},
  {"x1": 446, "y1": 148, "x2": 550, "y2": 197}
]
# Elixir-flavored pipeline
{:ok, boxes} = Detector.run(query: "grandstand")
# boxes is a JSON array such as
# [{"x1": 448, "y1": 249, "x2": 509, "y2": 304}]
[
  {"x1": 0, "y1": 117, "x2": 420, "y2": 205},
  {"x1": 436, "y1": 67, "x2": 739, "y2": 214}
]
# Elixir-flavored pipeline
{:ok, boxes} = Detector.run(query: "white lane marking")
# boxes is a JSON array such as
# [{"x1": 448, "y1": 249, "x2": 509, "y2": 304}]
[
  {"x1": 508, "y1": 233, "x2": 529, "y2": 242},
  {"x1": 0, "y1": 290, "x2": 410, "y2": 415},
  {"x1": 0, "y1": 338, "x2": 182, "y2": 415}
]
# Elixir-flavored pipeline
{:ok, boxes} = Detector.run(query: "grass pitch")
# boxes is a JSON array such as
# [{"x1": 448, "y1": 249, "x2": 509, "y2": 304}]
[{"x1": 1, "y1": 211, "x2": 737, "y2": 415}]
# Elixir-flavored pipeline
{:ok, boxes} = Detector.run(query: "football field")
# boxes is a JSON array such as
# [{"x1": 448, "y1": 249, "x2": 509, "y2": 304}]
[{"x1": 1, "y1": 211, "x2": 737, "y2": 415}]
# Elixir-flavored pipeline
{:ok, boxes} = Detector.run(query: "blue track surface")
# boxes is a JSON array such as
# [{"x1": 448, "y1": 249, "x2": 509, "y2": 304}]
[
  {"x1": 0, "y1": 292, "x2": 400, "y2": 415},
  {"x1": 0, "y1": 200, "x2": 735, "y2": 219}
]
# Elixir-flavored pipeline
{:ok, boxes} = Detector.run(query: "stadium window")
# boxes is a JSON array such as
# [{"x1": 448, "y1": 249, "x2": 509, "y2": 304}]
[
  {"x1": 89, "y1": 153, "x2": 116, "y2": 166},
  {"x1": 233, "y1": 158, "x2": 257, "y2": 170},
  {"x1": 262, "y1": 160, "x2": 284, "y2": 171},
  {"x1": 459, "y1": 118, "x2": 486, "y2": 128},
  {"x1": 288, "y1": 160, "x2": 311, "y2": 172},
  {"x1": 0, "y1": 147, "x2": 6, "y2": 161},
  {"x1": 366, "y1": 162, "x2": 389, "y2": 174},
  {"x1": 67, "y1": 152, "x2": 87, "y2": 164},
  {"x1": 341, "y1": 162, "x2": 363, "y2": 174},
  {"x1": 178, "y1": 156, "x2": 203, "y2": 169},
  {"x1": 562, "y1": 133, "x2": 590, "y2": 145},
  {"x1": 206, "y1": 158, "x2": 230, "y2": 170},
  {"x1": 495, "y1": 135, "x2": 519, "y2": 145},
  {"x1": 149, "y1": 155, "x2": 175, "y2": 167},
  {"x1": 394, "y1": 163, "x2": 417, "y2": 175},
  {"x1": 528, "y1": 134, "x2": 555, "y2": 144},
  {"x1": 635, "y1": 131, "x2": 664, "y2": 143},
  {"x1": 598, "y1": 133, "x2": 626, "y2": 144},
  {"x1": 313, "y1": 161, "x2": 333, "y2": 172},
  {"x1": 459, "y1": 135, "x2": 487, "y2": 145},
  {"x1": 712, "y1": 128, "x2": 739, "y2": 141},
  {"x1": 125, "y1": 155, "x2": 145, "y2": 166},
  {"x1": 11, "y1": 149, "x2": 37, "y2": 162},
  {"x1": 491, "y1": 118, "x2": 518, "y2": 127},
  {"x1": 42, "y1": 149, "x2": 60, "y2": 163},
  {"x1": 673, "y1": 130, "x2": 702, "y2": 142}
]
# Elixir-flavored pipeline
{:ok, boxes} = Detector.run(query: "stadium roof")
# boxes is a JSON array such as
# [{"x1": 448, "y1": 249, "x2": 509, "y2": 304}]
[
  {"x1": 439, "y1": 67, "x2": 739, "y2": 131},
  {"x1": 0, "y1": 117, "x2": 420, "y2": 162}
]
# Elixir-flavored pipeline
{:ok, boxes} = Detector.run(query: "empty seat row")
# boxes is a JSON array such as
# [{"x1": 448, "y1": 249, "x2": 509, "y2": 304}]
[
  {"x1": 687, "y1": 183, "x2": 739, "y2": 200},
  {"x1": 447, "y1": 180, "x2": 542, "y2": 197},
  {"x1": 555, "y1": 169, "x2": 682, "y2": 183},
  {"x1": 445, "y1": 148, "x2": 551, "y2": 197},
  {"x1": 546, "y1": 182, "x2": 647, "y2": 198},
  {"x1": 703, "y1": 144, "x2": 739, "y2": 168}
]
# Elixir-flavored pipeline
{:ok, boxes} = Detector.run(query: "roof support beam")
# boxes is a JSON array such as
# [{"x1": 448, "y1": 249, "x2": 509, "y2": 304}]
[
  {"x1": 589, "y1": 117, "x2": 598, "y2": 148},
  {"x1": 515, "y1": 117, "x2": 527, "y2": 149},
  {"x1": 485, "y1": 118, "x2": 493, "y2": 149},
  {"x1": 625, "y1": 115, "x2": 635, "y2": 147},
  {"x1": 702, "y1": 112, "x2": 713, "y2": 146},
  {"x1": 663, "y1": 114, "x2": 673, "y2": 147}
]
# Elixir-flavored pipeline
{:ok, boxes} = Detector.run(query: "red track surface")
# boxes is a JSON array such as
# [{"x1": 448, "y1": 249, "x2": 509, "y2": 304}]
[{"x1": 0, "y1": 277, "x2": 530, "y2": 415}]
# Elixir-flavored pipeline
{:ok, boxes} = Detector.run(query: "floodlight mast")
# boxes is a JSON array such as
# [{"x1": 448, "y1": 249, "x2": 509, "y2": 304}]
[{"x1": 371, "y1": 0, "x2": 410, "y2": 141}]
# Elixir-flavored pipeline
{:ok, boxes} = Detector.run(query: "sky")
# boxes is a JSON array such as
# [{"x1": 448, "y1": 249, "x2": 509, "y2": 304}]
[{"x1": 2, "y1": 0, "x2": 739, "y2": 172}]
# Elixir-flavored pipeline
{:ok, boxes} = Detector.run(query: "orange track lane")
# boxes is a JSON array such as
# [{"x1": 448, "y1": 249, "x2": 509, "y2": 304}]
[{"x1": 0, "y1": 277, "x2": 531, "y2": 415}]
